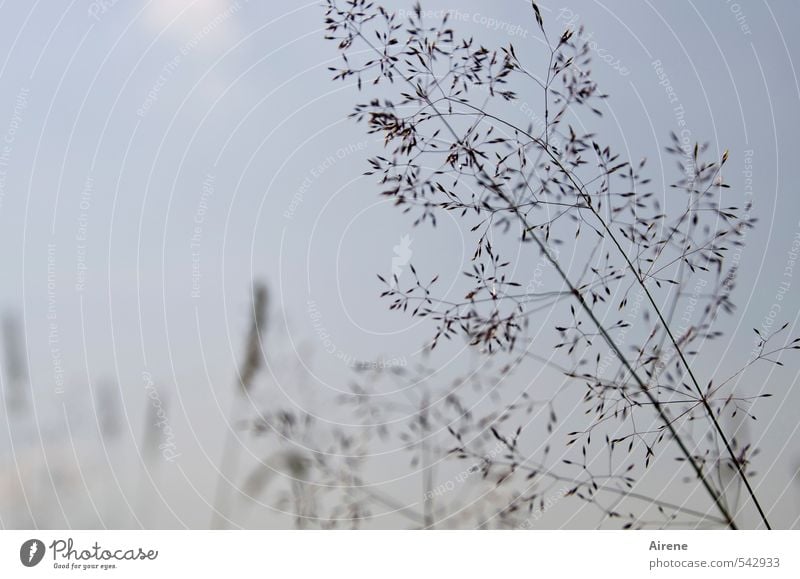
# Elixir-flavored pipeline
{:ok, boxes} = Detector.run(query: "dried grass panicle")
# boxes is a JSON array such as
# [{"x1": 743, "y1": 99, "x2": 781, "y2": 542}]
[
  {"x1": 2, "y1": 314, "x2": 28, "y2": 413},
  {"x1": 323, "y1": 0, "x2": 799, "y2": 529},
  {"x1": 239, "y1": 283, "x2": 269, "y2": 393}
]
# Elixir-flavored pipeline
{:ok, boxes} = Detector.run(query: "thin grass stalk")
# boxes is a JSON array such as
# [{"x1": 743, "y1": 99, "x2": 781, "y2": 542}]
[{"x1": 210, "y1": 283, "x2": 268, "y2": 529}]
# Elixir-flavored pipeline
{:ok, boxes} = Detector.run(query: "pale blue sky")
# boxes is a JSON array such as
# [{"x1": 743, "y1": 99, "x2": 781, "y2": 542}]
[{"x1": 0, "y1": 0, "x2": 798, "y2": 529}]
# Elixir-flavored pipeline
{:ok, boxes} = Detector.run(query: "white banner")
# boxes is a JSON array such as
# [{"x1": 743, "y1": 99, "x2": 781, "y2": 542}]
[{"x1": 1, "y1": 530, "x2": 798, "y2": 578}]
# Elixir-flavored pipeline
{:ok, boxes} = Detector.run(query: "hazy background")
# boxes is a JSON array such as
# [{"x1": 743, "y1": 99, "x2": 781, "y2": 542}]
[{"x1": 0, "y1": 0, "x2": 799, "y2": 529}]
